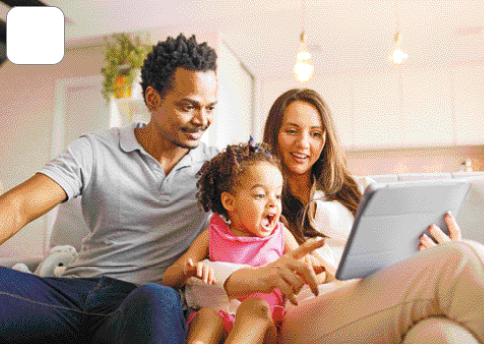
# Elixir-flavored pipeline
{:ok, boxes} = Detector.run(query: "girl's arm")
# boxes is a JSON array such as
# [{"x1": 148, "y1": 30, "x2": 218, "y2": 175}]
[{"x1": 162, "y1": 229, "x2": 211, "y2": 288}]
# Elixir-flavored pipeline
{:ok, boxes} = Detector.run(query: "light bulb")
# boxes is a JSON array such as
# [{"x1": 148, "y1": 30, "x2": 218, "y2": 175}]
[
  {"x1": 294, "y1": 31, "x2": 314, "y2": 82},
  {"x1": 391, "y1": 48, "x2": 408, "y2": 64},
  {"x1": 390, "y1": 32, "x2": 408, "y2": 65},
  {"x1": 294, "y1": 59, "x2": 314, "y2": 82},
  {"x1": 297, "y1": 51, "x2": 311, "y2": 60}
]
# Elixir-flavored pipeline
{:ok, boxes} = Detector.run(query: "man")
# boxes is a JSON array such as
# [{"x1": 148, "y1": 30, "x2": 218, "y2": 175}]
[
  {"x1": 0, "y1": 33, "x2": 323, "y2": 343},
  {"x1": 0, "y1": 33, "x2": 218, "y2": 343}
]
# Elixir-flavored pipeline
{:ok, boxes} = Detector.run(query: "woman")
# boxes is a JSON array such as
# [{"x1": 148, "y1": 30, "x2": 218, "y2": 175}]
[
  {"x1": 263, "y1": 88, "x2": 370, "y2": 264},
  {"x1": 223, "y1": 89, "x2": 484, "y2": 343}
]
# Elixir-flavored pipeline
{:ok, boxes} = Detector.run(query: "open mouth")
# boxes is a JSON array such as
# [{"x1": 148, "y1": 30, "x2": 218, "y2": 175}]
[
  {"x1": 182, "y1": 126, "x2": 207, "y2": 134},
  {"x1": 291, "y1": 152, "x2": 309, "y2": 160},
  {"x1": 182, "y1": 128, "x2": 203, "y2": 134},
  {"x1": 182, "y1": 128, "x2": 204, "y2": 140},
  {"x1": 261, "y1": 213, "x2": 278, "y2": 231}
]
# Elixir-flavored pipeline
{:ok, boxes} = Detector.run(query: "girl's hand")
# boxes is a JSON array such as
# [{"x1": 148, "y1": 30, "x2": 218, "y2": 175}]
[
  {"x1": 419, "y1": 212, "x2": 462, "y2": 251},
  {"x1": 303, "y1": 254, "x2": 326, "y2": 284},
  {"x1": 260, "y1": 239, "x2": 325, "y2": 305},
  {"x1": 186, "y1": 258, "x2": 216, "y2": 284}
]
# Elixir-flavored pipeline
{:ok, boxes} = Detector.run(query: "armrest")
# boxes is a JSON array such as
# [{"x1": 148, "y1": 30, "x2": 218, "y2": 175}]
[{"x1": 0, "y1": 255, "x2": 43, "y2": 271}]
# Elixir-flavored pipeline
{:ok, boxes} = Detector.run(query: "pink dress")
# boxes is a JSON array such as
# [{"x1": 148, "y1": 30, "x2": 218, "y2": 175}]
[{"x1": 187, "y1": 213, "x2": 286, "y2": 333}]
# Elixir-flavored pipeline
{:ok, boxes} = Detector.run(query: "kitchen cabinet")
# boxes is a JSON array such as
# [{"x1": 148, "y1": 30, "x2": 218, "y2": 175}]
[
  {"x1": 315, "y1": 74, "x2": 354, "y2": 149},
  {"x1": 454, "y1": 64, "x2": 484, "y2": 145},
  {"x1": 352, "y1": 71, "x2": 401, "y2": 149},
  {"x1": 401, "y1": 68, "x2": 454, "y2": 147}
]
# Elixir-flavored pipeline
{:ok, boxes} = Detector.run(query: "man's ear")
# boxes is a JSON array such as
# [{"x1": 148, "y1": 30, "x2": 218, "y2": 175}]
[
  {"x1": 221, "y1": 191, "x2": 236, "y2": 212},
  {"x1": 145, "y1": 86, "x2": 161, "y2": 111}
]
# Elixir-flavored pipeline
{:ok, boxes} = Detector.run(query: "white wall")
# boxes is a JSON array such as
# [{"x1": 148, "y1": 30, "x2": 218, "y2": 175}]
[
  {"x1": 209, "y1": 40, "x2": 254, "y2": 149},
  {"x1": 0, "y1": 45, "x2": 106, "y2": 261}
]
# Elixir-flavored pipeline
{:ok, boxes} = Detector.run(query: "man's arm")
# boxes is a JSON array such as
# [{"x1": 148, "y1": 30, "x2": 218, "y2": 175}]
[{"x1": 0, "y1": 173, "x2": 67, "y2": 245}]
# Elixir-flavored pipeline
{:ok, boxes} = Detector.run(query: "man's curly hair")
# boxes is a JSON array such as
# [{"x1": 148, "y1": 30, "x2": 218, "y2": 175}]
[
  {"x1": 196, "y1": 142, "x2": 281, "y2": 218},
  {"x1": 140, "y1": 33, "x2": 217, "y2": 103}
]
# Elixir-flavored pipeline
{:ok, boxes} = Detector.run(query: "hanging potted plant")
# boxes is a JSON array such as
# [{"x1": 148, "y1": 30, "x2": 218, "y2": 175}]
[{"x1": 101, "y1": 33, "x2": 152, "y2": 103}]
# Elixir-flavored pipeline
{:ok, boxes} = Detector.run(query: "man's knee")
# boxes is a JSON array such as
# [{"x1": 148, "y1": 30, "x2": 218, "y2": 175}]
[
  {"x1": 131, "y1": 283, "x2": 182, "y2": 312},
  {"x1": 437, "y1": 240, "x2": 484, "y2": 267}
]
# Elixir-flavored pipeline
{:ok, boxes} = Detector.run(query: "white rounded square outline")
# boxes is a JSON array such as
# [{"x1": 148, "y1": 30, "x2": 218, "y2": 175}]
[{"x1": 7, "y1": 6, "x2": 65, "y2": 65}]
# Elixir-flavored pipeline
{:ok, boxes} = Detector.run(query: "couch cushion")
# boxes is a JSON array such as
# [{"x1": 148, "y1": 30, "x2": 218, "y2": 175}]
[
  {"x1": 365, "y1": 174, "x2": 398, "y2": 183},
  {"x1": 398, "y1": 173, "x2": 452, "y2": 181},
  {"x1": 49, "y1": 197, "x2": 89, "y2": 252},
  {"x1": 456, "y1": 175, "x2": 484, "y2": 244},
  {"x1": 452, "y1": 171, "x2": 484, "y2": 179}
]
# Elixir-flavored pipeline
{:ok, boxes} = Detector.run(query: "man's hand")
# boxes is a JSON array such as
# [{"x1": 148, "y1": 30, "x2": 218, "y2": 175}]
[
  {"x1": 419, "y1": 212, "x2": 461, "y2": 251},
  {"x1": 185, "y1": 258, "x2": 215, "y2": 285}
]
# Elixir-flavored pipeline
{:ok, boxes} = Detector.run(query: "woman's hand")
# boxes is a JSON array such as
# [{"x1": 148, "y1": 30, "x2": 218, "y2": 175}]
[
  {"x1": 224, "y1": 239, "x2": 325, "y2": 305},
  {"x1": 419, "y1": 212, "x2": 461, "y2": 251},
  {"x1": 186, "y1": 258, "x2": 216, "y2": 284}
]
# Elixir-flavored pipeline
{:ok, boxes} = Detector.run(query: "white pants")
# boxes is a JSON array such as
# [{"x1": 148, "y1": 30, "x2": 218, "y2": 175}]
[{"x1": 279, "y1": 240, "x2": 484, "y2": 343}]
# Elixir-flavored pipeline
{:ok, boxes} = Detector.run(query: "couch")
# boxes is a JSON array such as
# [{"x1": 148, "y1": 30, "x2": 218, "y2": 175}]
[{"x1": 1, "y1": 171, "x2": 484, "y2": 343}]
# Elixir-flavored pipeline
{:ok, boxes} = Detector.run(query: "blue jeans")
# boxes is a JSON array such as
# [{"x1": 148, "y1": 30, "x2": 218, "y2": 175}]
[{"x1": 0, "y1": 266, "x2": 186, "y2": 343}]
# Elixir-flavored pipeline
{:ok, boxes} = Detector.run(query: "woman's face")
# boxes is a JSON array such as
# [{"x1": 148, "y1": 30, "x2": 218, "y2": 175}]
[{"x1": 277, "y1": 100, "x2": 326, "y2": 178}]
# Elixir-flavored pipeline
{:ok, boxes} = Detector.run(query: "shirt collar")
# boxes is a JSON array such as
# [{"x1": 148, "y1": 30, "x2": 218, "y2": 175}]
[
  {"x1": 119, "y1": 121, "x2": 209, "y2": 170},
  {"x1": 119, "y1": 121, "x2": 145, "y2": 153},
  {"x1": 175, "y1": 141, "x2": 209, "y2": 170}
]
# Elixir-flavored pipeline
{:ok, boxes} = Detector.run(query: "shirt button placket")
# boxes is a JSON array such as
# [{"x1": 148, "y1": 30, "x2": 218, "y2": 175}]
[{"x1": 157, "y1": 169, "x2": 170, "y2": 204}]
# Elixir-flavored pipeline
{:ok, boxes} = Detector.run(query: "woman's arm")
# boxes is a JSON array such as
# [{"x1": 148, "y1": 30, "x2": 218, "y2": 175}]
[{"x1": 162, "y1": 229, "x2": 212, "y2": 288}]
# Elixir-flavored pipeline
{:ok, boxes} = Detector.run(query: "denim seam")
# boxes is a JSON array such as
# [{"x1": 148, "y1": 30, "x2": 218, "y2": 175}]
[{"x1": 0, "y1": 291, "x2": 122, "y2": 317}]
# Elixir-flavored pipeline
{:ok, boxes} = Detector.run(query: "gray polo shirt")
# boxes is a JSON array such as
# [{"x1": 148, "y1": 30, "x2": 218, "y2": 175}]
[{"x1": 39, "y1": 121, "x2": 218, "y2": 285}]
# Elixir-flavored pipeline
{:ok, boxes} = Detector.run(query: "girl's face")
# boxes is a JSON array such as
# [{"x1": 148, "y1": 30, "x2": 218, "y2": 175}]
[
  {"x1": 277, "y1": 101, "x2": 326, "y2": 179},
  {"x1": 224, "y1": 162, "x2": 283, "y2": 238}
]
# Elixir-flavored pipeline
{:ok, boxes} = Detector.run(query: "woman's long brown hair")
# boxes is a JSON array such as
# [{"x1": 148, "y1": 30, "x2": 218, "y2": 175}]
[{"x1": 263, "y1": 88, "x2": 362, "y2": 244}]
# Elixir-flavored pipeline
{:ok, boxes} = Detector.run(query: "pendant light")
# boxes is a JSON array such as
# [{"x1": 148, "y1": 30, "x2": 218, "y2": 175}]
[
  {"x1": 294, "y1": 0, "x2": 314, "y2": 82},
  {"x1": 390, "y1": 0, "x2": 408, "y2": 64}
]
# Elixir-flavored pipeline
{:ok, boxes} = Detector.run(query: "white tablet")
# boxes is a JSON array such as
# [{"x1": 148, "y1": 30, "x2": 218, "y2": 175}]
[{"x1": 335, "y1": 179, "x2": 471, "y2": 281}]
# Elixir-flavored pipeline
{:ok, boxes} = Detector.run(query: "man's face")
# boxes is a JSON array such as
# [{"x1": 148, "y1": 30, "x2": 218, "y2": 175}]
[{"x1": 150, "y1": 67, "x2": 218, "y2": 149}]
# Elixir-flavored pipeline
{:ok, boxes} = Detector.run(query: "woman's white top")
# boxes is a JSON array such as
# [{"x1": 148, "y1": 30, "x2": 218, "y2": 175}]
[{"x1": 313, "y1": 176, "x2": 374, "y2": 265}]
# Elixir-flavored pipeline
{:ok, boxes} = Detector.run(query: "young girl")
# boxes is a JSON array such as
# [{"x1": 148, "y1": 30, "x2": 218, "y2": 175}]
[{"x1": 162, "y1": 139, "x2": 325, "y2": 344}]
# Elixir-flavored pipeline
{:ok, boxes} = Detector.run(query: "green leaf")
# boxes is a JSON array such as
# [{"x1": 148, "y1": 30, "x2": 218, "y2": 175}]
[{"x1": 101, "y1": 32, "x2": 153, "y2": 103}]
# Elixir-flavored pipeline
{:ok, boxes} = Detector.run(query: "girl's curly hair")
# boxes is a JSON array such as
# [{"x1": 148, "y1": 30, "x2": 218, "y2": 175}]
[{"x1": 196, "y1": 141, "x2": 281, "y2": 217}]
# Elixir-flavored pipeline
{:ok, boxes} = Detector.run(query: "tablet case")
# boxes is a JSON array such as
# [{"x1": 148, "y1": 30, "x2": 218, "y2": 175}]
[{"x1": 335, "y1": 179, "x2": 471, "y2": 280}]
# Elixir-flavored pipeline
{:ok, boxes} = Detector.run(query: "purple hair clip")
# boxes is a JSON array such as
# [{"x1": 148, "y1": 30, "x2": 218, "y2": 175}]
[{"x1": 248, "y1": 136, "x2": 271, "y2": 156}]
